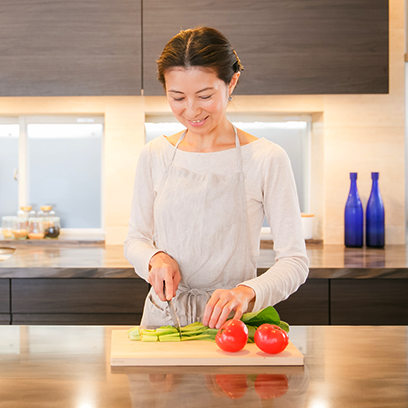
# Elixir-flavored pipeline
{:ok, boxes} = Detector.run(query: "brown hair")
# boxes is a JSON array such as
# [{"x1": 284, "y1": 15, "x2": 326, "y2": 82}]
[{"x1": 157, "y1": 27, "x2": 244, "y2": 90}]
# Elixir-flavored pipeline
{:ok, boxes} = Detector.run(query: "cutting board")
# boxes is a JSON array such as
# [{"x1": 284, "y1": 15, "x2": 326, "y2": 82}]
[{"x1": 110, "y1": 330, "x2": 304, "y2": 367}]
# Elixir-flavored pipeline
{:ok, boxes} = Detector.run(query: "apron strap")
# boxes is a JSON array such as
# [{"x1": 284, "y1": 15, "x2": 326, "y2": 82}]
[
  {"x1": 171, "y1": 130, "x2": 187, "y2": 163},
  {"x1": 170, "y1": 125, "x2": 244, "y2": 173}
]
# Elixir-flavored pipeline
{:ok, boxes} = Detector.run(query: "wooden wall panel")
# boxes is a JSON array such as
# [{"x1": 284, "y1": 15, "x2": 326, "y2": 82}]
[
  {"x1": 143, "y1": 0, "x2": 388, "y2": 96},
  {"x1": 0, "y1": 0, "x2": 141, "y2": 96}
]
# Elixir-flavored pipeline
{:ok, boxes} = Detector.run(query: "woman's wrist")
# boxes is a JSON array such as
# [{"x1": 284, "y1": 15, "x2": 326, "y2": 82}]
[
  {"x1": 149, "y1": 251, "x2": 166, "y2": 271},
  {"x1": 236, "y1": 285, "x2": 256, "y2": 311}
]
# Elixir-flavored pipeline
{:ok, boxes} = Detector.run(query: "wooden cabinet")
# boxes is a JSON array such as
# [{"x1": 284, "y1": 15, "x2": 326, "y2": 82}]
[
  {"x1": 11, "y1": 278, "x2": 149, "y2": 325},
  {"x1": 0, "y1": 280, "x2": 10, "y2": 325},
  {"x1": 274, "y1": 280, "x2": 329, "y2": 325},
  {"x1": 1, "y1": 275, "x2": 406, "y2": 326},
  {"x1": 330, "y1": 279, "x2": 408, "y2": 325},
  {"x1": 0, "y1": 0, "x2": 142, "y2": 96},
  {"x1": 143, "y1": 0, "x2": 388, "y2": 96},
  {"x1": 0, "y1": 0, "x2": 388, "y2": 97}
]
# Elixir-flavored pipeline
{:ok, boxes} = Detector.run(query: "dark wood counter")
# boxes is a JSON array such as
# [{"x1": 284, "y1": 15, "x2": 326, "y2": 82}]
[
  {"x1": 0, "y1": 325, "x2": 406, "y2": 408},
  {"x1": 0, "y1": 244, "x2": 407, "y2": 326},
  {"x1": 1, "y1": 243, "x2": 408, "y2": 278}
]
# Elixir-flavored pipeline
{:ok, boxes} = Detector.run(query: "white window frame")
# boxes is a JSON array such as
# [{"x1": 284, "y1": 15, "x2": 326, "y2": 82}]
[{"x1": 0, "y1": 115, "x2": 105, "y2": 236}]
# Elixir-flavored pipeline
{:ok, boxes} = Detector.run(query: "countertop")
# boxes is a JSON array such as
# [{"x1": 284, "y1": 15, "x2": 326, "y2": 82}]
[
  {"x1": 0, "y1": 325, "x2": 406, "y2": 407},
  {"x1": 0, "y1": 243, "x2": 407, "y2": 278}
]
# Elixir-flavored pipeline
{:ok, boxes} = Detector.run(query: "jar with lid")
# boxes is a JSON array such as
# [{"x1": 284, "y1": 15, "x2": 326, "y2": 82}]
[
  {"x1": 1, "y1": 216, "x2": 16, "y2": 239},
  {"x1": 17, "y1": 206, "x2": 36, "y2": 219},
  {"x1": 37, "y1": 205, "x2": 56, "y2": 218},
  {"x1": 12, "y1": 217, "x2": 29, "y2": 240},
  {"x1": 44, "y1": 216, "x2": 60, "y2": 239},
  {"x1": 28, "y1": 217, "x2": 45, "y2": 240}
]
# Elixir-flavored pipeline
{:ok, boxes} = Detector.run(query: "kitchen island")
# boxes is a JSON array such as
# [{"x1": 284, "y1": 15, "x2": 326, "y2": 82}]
[
  {"x1": 0, "y1": 325, "x2": 406, "y2": 407},
  {"x1": 0, "y1": 243, "x2": 407, "y2": 326}
]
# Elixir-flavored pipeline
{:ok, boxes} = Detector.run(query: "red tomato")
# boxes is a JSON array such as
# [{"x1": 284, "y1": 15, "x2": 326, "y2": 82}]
[
  {"x1": 215, "y1": 374, "x2": 248, "y2": 399},
  {"x1": 215, "y1": 319, "x2": 249, "y2": 352},
  {"x1": 254, "y1": 324, "x2": 289, "y2": 354},
  {"x1": 254, "y1": 374, "x2": 289, "y2": 400}
]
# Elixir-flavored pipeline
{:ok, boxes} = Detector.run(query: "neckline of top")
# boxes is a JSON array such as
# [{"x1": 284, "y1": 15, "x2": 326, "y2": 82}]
[{"x1": 161, "y1": 135, "x2": 264, "y2": 154}]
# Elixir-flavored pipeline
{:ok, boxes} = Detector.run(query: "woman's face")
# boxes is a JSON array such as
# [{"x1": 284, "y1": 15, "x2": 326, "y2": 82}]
[{"x1": 164, "y1": 67, "x2": 239, "y2": 135}]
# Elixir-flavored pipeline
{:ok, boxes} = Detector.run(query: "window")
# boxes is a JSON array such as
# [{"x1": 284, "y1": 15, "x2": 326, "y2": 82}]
[
  {"x1": 0, "y1": 121, "x2": 19, "y2": 219},
  {"x1": 0, "y1": 116, "x2": 104, "y2": 230}
]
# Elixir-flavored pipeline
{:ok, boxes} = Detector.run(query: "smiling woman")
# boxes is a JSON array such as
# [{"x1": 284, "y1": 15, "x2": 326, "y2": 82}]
[
  {"x1": 156, "y1": 27, "x2": 247, "y2": 152},
  {"x1": 124, "y1": 27, "x2": 309, "y2": 331}
]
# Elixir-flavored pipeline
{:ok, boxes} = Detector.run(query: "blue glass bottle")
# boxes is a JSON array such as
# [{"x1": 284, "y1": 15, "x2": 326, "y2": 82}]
[
  {"x1": 366, "y1": 172, "x2": 385, "y2": 248},
  {"x1": 344, "y1": 173, "x2": 363, "y2": 247}
]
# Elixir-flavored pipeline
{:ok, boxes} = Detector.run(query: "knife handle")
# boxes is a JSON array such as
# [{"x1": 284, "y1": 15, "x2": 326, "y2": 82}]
[{"x1": 162, "y1": 281, "x2": 168, "y2": 300}]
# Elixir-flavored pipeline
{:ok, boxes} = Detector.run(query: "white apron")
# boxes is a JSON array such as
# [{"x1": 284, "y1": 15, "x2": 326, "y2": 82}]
[{"x1": 141, "y1": 126, "x2": 257, "y2": 327}]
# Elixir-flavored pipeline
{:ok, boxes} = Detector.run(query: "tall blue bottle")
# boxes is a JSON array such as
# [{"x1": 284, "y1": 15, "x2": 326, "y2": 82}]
[
  {"x1": 344, "y1": 172, "x2": 363, "y2": 247},
  {"x1": 366, "y1": 172, "x2": 385, "y2": 248}
]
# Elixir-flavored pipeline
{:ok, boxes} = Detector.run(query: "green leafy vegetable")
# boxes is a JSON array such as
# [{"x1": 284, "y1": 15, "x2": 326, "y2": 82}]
[
  {"x1": 241, "y1": 306, "x2": 281, "y2": 327},
  {"x1": 278, "y1": 320, "x2": 290, "y2": 333},
  {"x1": 127, "y1": 306, "x2": 289, "y2": 343}
]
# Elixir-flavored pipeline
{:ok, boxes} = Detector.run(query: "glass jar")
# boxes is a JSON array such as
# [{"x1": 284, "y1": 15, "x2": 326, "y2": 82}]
[
  {"x1": 12, "y1": 217, "x2": 29, "y2": 240},
  {"x1": 37, "y1": 205, "x2": 56, "y2": 218},
  {"x1": 28, "y1": 217, "x2": 45, "y2": 240},
  {"x1": 1, "y1": 216, "x2": 16, "y2": 239},
  {"x1": 44, "y1": 216, "x2": 61, "y2": 239},
  {"x1": 17, "y1": 206, "x2": 36, "y2": 219}
]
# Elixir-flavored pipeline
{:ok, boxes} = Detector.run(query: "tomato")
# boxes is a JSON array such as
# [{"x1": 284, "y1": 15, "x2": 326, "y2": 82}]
[
  {"x1": 254, "y1": 374, "x2": 289, "y2": 400},
  {"x1": 215, "y1": 374, "x2": 248, "y2": 399},
  {"x1": 254, "y1": 324, "x2": 289, "y2": 354},
  {"x1": 215, "y1": 319, "x2": 249, "y2": 352}
]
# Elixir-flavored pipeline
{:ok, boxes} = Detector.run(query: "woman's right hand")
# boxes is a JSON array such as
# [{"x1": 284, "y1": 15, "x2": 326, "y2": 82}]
[{"x1": 148, "y1": 252, "x2": 181, "y2": 301}]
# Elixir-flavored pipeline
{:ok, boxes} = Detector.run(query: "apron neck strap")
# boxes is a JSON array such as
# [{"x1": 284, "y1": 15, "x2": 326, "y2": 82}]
[{"x1": 170, "y1": 125, "x2": 243, "y2": 172}]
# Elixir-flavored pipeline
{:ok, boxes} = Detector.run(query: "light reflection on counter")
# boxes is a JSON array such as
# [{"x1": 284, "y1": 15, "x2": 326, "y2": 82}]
[
  {"x1": 28, "y1": 326, "x2": 104, "y2": 354},
  {"x1": 0, "y1": 326, "x2": 20, "y2": 354}
]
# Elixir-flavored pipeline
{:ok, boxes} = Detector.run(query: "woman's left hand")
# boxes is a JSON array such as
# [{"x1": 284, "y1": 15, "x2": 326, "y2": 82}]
[{"x1": 202, "y1": 286, "x2": 255, "y2": 329}]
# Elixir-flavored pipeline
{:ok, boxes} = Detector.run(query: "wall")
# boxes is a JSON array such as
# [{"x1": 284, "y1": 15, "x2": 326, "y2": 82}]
[
  {"x1": 0, "y1": 0, "x2": 404, "y2": 245},
  {"x1": 322, "y1": 0, "x2": 405, "y2": 244}
]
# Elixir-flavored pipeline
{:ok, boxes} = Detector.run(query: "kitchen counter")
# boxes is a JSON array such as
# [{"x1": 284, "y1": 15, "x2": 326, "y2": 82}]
[
  {"x1": 0, "y1": 325, "x2": 406, "y2": 407},
  {"x1": 1, "y1": 243, "x2": 407, "y2": 326},
  {"x1": 0, "y1": 243, "x2": 407, "y2": 278}
]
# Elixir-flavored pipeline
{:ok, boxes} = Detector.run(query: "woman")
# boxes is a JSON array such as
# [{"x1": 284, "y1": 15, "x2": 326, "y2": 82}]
[{"x1": 124, "y1": 27, "x2": 309, "y2": 330}]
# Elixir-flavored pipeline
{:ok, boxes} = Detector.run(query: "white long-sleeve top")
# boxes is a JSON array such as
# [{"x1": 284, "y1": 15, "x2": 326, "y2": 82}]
[{"x1": 124, "y1": 135, "x2": 309, "y2": 311}]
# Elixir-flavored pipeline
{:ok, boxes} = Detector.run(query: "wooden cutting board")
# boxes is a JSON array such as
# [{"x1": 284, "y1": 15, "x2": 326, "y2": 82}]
[{"x1": 110, "y1": 330, "x2": 304, "y2": 367}]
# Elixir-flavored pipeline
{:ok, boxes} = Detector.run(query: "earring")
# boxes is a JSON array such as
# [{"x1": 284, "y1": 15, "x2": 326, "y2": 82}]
[{"x1": 228, "y1": 95, "x2": 233, "y2": 101}]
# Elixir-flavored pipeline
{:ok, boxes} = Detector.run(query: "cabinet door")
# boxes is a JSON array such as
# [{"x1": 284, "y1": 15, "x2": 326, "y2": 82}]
[
  {"x1": 274, "y1": 280, "x2": 329, "y2": 325},
  {"x1": 0, "y1": 280, "x2": 10, "y2": 325},
  {"x1": 143, "y1": 0, "x2": 388, "y2": 96},
  {"x1": 0, "y1": 0, "x2": 141, "y2": 96},
  {"x1": 331, "y1": 280, "x2": 408, "y2": 325},
  {"x1": 11, "y1": 278, "x2": 149, "y2": 325}
]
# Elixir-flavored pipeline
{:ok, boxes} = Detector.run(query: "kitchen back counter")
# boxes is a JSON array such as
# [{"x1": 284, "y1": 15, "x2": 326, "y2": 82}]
[
  {"x1": 1, "y1": 243, "x2": 407, "y2": 278},
  {"x1": 0, "y1": 244, "x2": 407, "y2": 326}
]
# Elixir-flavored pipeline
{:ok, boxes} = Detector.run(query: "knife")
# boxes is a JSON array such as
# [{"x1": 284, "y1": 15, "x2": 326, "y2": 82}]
[{"x1": 163, "y1": 282, "x2": 182, "y2": 340}]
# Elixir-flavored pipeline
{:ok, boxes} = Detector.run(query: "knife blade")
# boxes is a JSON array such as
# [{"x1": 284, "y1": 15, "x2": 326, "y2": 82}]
[{"x1": 163, "y1": 282, "x2": 182, "y2": 340}]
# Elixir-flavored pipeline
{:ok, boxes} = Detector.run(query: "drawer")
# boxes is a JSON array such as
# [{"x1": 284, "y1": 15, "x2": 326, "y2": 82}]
[
  {"x1": 11, "y1": 278, "x2": 149, "y2": 314},
  {"x1": 0, "y1": 280, "x2": 10, "y2": 313},
  {"x1": 331, "y1": 279, "x2": 408, "y2": 325},
  {"x1": 12, "y1": 313, "x2": 142, "y2": 326}
]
